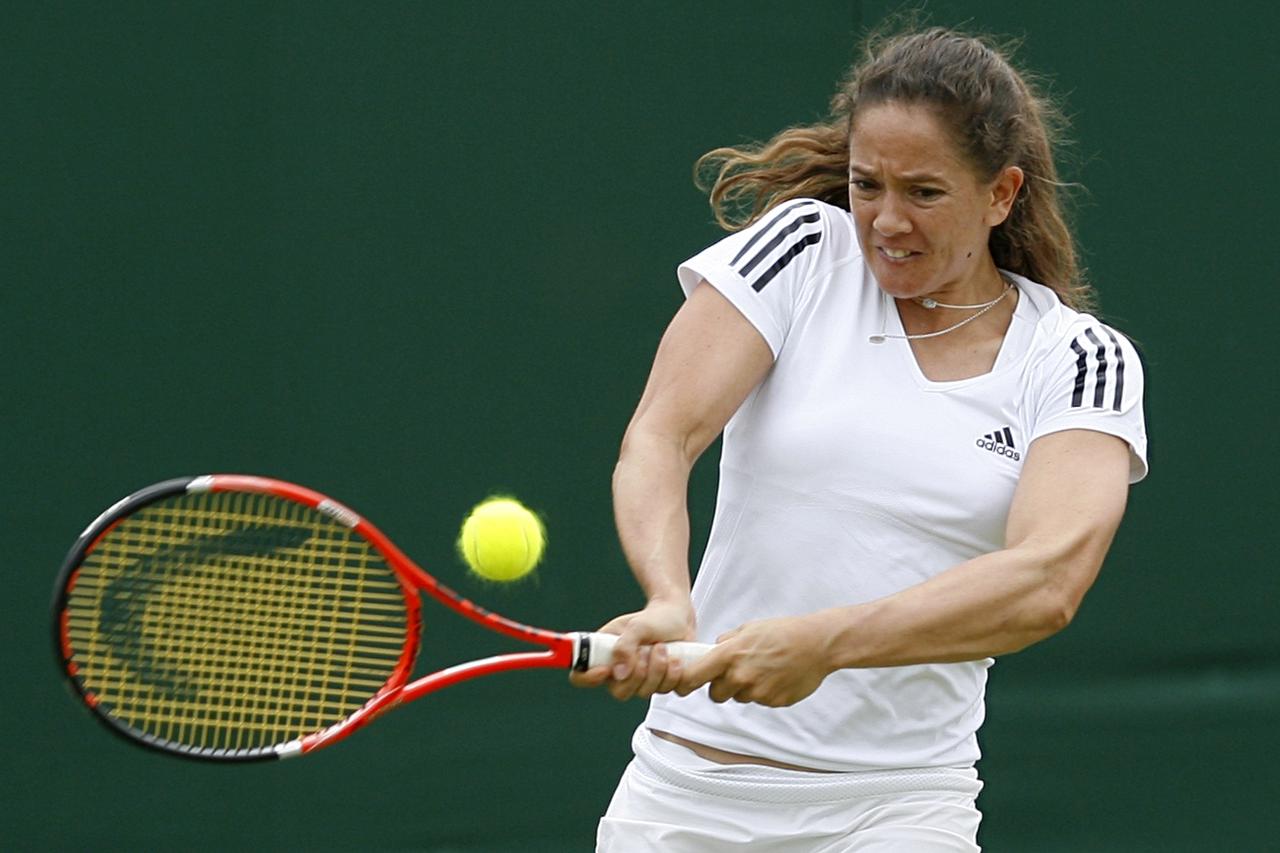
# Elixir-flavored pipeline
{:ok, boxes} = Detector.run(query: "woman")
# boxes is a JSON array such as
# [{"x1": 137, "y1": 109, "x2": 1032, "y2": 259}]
[{"x1": 576, "y1": 26, "x2": 1148, "y2": 852}]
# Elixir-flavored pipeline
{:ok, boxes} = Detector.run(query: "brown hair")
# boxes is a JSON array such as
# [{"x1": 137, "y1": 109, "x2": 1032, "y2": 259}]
[{"x1": 696, "y1": 26, "x2": 1092, "y2": 310}]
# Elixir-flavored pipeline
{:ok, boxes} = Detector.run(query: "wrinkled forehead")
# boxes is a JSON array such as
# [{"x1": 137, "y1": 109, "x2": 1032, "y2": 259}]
[{"x1": 847, "y1": 102, "x2": 974, "y2": 180}]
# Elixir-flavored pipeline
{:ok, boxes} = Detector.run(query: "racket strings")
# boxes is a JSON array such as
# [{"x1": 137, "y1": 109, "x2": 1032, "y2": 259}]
[{"x1": 63, "y1": 490, "x2": 410, "y2": 754}]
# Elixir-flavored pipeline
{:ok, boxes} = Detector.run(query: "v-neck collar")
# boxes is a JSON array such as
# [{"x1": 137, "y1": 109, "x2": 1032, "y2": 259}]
[{"x1": 880, "y1": 277, "x2": 1034, "y2": 391}]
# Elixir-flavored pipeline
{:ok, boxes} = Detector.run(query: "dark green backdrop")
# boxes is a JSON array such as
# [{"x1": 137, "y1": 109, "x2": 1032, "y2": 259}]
[{"x1": 7, "y1": 2, "x2": 1277, "y2": 850}]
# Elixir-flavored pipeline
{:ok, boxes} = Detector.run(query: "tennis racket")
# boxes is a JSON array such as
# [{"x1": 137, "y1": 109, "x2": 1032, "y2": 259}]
[{"x1": 52, "y1": 474, "x2": 711, "y2": 762}]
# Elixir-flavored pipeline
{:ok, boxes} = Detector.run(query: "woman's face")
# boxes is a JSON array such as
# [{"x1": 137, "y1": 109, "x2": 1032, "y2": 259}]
[{"x1": 848, "y1": 102, "x2": 1022, "y2": 302}]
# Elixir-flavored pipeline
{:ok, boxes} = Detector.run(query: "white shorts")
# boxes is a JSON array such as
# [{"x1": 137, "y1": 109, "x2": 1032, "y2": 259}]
[{"x1": 597, "y1": 728, "x2": 983, "y2": 852}]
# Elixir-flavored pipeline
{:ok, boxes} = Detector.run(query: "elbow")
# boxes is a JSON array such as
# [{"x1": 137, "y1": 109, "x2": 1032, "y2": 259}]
[
  {"x1": 616, "y1": 416, "x2": 702, "y2": 473},
  {"x1": 612, "y1": 427, "x2": 694, "y2": 500},
  {"x1": 1023, "y1": 587, "x2": 1082, "y2": 645},
  {"x1": 1001, "y1": 580, "x2": 1083, "y2": 655},
  {"x1": 1038, "y1": 595, "x2": 1078, "y2": 635},
  {"x1": 615, "y1": 423, "x2": 659, "y2": 478},
  {"x1": 1007, "y1": 540, "x2": 1106, "y2": 649}
]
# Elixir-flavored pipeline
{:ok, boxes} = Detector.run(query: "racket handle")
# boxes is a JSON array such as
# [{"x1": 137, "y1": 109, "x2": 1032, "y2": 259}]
[{"x1": 573, "y1": 632, "x2": 714, "y2": 671}]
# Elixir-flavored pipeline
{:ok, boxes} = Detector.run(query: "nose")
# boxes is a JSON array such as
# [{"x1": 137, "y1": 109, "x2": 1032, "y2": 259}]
[{"x1": 872, "y1": 195, "x2": 913, "y2": 237}]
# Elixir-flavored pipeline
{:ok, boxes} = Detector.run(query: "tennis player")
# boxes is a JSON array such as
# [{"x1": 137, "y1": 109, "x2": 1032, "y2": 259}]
[{"x1": 575, "y1": 25, "x2": 1148, "y2": 852}]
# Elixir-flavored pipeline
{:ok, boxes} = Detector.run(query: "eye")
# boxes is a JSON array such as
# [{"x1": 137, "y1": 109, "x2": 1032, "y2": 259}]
[
  {"x1": 849, "y1": 178, "x2": 878, "y2": 194},
  {"x1": 913, "y1": 187, "x2": 944, "y2": 200}
]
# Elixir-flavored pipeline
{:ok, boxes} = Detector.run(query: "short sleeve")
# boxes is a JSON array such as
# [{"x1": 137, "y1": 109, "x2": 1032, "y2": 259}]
[
  {"x1": 1028, "y1": 322, "x2": 1149, "y2": 482},
  {"x1": 676, "y1": 199, "x2": 826, "y2": 357}
]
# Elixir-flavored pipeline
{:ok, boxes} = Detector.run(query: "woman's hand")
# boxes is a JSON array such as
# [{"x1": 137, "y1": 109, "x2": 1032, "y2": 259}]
[
  {"x1": 569, "y1": 597, "x2": 697, "y2": 701},
  {"x1": 675, "y1": 613, "x2": 837, "y2": 707}
]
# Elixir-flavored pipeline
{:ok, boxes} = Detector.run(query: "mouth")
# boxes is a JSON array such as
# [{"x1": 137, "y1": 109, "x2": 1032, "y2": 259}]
[{"x1": 877, "y1": 247, "x2": 920, "y2": 262}]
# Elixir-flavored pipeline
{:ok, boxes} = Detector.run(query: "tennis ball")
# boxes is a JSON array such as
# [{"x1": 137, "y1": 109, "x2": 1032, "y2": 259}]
[{"x1": 457, "y1": 497, "x2": 546, "y2": 582}]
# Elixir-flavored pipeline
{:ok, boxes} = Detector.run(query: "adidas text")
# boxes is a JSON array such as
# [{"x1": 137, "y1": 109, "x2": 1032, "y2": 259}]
[{"x1": 976, "y1": 438, "x2": 1020, "y2": 460}]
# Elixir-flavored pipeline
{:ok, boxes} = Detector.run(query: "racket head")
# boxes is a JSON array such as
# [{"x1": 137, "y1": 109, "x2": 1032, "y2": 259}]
[{"x1": 51, "y1": 476, "x2": 420, "y2": 761}]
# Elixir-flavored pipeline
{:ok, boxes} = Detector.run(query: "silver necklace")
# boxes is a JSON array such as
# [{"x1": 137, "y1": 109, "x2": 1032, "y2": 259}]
[{"x1": 868, "y1": 278, "x2": 1013, "y2": 345}]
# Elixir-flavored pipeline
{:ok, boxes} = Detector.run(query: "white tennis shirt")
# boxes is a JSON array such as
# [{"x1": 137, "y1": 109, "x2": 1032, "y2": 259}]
[{"x1": 643, "y1": 198, "x2": 1148, "y2": 771}]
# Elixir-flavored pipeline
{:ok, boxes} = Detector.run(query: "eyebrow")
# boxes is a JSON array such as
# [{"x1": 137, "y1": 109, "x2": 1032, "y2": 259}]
[{"x1": 848, "y1": 164, "x2": 947, "y2": 184}]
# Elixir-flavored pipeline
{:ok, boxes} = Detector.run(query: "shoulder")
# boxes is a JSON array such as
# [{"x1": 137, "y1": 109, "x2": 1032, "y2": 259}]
[
  {"x1": 1043, "y1": 311, "x2": 1142, "y2": 376},
  {"x1": 1011, "y1": 277, "x2": 1142, "y2": 373},
  {"x1": 723, "y1": 198, "x2": 859, "y2": 287},
  {"x1": 678, "y1": 198, "x2": 861, "y2": 297},
  {"x1": 1011, "y1": 280, "x2": 1149, "y2": 481},
  {"x1": 675, "y1": 199, "x2": 865, "y2": 357}
]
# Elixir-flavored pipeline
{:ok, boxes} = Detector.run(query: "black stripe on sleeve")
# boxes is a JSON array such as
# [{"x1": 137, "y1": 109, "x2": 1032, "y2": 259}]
[
  {"x1": 1084, "y1": 328, "x2": 1109, "y2": 408},
  {"x1": 750, "y1": 232, "x2": 822, "y2": 292},
  {"x1": 1069, "y1": 339, "x2": 1089, "y2": 408},
  {"x1": 728, "y1": 201, "x2": 817, "y2": 267},
  {"x1": 1102, "y1": 328, "x2": 1126, "y2": 411},
  {"x1": 738, "y1": 212, "x2": 821, "y2": 276}
]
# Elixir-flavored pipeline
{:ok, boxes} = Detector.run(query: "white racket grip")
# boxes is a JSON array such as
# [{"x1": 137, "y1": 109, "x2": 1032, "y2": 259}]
[{"x1": 572, "y1": 631, "x2": 714, "y2": 671}]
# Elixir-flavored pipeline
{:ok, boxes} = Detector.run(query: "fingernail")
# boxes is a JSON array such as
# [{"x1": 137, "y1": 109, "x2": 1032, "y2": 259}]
[{"x1": 613, "y1": 664, "x2": 630, "y2": 680}]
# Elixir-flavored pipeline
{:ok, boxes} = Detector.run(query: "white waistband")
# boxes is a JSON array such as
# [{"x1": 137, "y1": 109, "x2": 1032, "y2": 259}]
[{"x1": 632, "y1": 727, "x2": 981, "y2": 805}]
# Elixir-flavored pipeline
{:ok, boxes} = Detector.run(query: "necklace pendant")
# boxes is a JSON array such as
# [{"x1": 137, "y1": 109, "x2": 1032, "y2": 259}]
[{"x1": 920, "y1": 297, "x2": 938, "y2": 309}]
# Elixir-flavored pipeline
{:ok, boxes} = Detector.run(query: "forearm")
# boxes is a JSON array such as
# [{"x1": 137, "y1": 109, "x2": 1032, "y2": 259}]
[
  {"x1": 672, "y1": 546, "x2": 1095, "y2": 708},
  {"x1": 611, "y1": 429, "x2": 696, "y2": 605},
  {"x1": 820, "y1": 434, "x2": 1130, "y2": 670},
  {"x1": 819, "y1": 546, "x2": 1085, "y2": 669}
]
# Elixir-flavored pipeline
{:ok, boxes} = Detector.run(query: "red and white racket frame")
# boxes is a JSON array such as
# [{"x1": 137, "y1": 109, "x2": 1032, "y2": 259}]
[{"x1": 53, "y1": 474, "x2": 709, "y2": 761}]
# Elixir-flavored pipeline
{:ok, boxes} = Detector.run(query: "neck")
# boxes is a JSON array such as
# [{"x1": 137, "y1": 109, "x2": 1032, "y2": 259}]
[
  {"x1": 913, "y1": 264, "x2": 1007, "y2": 311},
  {"x1": 891, "y1": 274, "x2": 1015, "y2": 340}
]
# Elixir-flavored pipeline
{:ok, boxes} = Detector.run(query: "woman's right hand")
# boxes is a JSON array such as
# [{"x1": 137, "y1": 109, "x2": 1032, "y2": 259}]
[{"x1": 569, "y1": 597, "x2": 696, "y2": 701}]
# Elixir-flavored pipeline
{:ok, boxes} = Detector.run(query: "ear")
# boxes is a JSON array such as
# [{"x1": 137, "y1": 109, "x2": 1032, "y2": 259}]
[{"x1": 985, "y1": 166, "x2": 1024, "y2": 227}]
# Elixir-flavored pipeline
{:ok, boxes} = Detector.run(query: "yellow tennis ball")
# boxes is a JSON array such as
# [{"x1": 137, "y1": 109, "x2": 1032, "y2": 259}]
[{"x1": 457, "y1": 497, "x2": 546, "y2": 582}]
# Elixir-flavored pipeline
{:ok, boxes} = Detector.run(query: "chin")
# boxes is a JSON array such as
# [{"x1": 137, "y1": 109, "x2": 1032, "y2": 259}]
[{"x1": 870, "y1": 262, "x2": 933, "y2": 300}]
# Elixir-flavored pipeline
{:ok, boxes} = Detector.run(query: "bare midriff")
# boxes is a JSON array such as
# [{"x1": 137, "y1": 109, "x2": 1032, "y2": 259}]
[{"x1": 651, "y1": 729, "x2": 835, "y2": 773}]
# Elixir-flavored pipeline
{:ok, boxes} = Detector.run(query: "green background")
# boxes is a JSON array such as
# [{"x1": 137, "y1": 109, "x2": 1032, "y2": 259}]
[{"x1": 7, "y1": 1, "x2": 1277, "y2": 850}]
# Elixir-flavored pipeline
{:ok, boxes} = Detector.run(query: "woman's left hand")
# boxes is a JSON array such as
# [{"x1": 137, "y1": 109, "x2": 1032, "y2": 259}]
[{"x1": 675, "y1": 613, "x2": 837, "y2": 707}]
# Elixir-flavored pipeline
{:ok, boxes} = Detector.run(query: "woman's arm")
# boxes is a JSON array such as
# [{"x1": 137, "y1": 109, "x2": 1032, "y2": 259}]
[
  {"x1": 677, "y1": 428, "x2": 1133, "y2": 706},
  {"x1": 571, "y1": 280, "x2": 773, "y2": 699}
]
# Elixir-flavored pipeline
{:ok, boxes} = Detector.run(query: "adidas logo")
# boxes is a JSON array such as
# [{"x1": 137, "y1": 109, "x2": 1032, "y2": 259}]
[{"x1": 976, "y1": 426, "x2": 1021, "y2": 461}]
